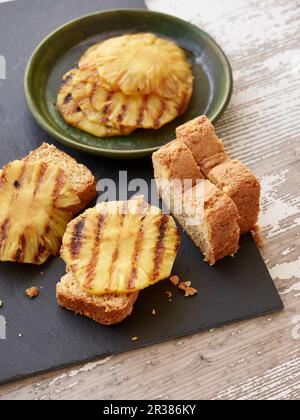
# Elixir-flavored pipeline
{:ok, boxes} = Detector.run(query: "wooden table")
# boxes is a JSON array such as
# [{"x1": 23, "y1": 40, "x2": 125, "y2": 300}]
[{"x1": 0, "y1": 0, "x2": 299, "y2": 400}]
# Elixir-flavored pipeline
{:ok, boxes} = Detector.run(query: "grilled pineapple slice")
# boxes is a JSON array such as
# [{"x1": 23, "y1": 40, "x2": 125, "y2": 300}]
[
  {"x1": 61, "y1": 197, "x2": 180, "y2": 295},
  {"x1": 92, "y1": 33, "x2": 194, "y2": 99},
  {"x1": 0, "y1": 160, "x2": 80, "y2": 264},
  {"x1": 92, "y1": 84, "x2": 192, "y2": 130},
  {"x1": 79, "y1": 43, "x2": 102, "y2": 71},
  {"x1": 71, "y1": 67, "x2": 192, "y2": 130},
  {"x1": 57, "y1": 69, "x2": 133, "y2": 137}
]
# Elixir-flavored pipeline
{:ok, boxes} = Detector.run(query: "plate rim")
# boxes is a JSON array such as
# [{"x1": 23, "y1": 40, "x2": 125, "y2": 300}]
[{"x1": 24, "y1": 8, "x2": 233, "y2": 158}]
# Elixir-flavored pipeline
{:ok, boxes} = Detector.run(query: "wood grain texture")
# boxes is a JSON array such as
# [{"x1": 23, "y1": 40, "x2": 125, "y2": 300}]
[{"x1": 0, "y1": 0, "x2": 300, "y2": 400}]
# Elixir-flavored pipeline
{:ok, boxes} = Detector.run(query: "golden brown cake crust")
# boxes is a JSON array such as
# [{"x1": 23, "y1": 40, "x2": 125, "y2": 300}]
[
  {"x1": 207, "y1": 159, "x2": 260, "y2": 233},
  {"x1": 24, "y1": 143, "x2": 97, "y2": 215},
  {"x1": 57, "y1": 274, "x2": 139, "y2": 325},
  {"x1": 200, "y1": 152, "x2": 228, "y2": 175},
  {"x1": 152, "y1": 139, "x2": 204, "y2": 183},
  {"x1": 176, "y1": 116, "x2": 224, "y2": 163}
]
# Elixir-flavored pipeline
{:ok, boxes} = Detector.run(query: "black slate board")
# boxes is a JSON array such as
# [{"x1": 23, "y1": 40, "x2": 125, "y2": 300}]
[{"x1": 0, "y1": 0, "x2": 283, "y2": 385}]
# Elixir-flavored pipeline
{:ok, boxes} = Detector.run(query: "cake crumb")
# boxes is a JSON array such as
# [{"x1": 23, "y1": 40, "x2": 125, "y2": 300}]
[
  {"x1": 26, "y1": 287, "x2": 39, "y2": 299},
  {"x1": 178, "y1": 281, "x2": 197, "y2": 297},
  {"x1": 184, "y1": 287, "x2": 198, "y2": 297},
  {"x1": 131, "y1": 336, "x2": 139, "y2": 342},
  {"x1": 165, "y1": 291, "x2": 172, "y2": 299},
  {"x1": 169, "y1": 275, "x2": 180, "y2": 286},
  {"x1": 252, "y1": 225, "x2": 264, "y2": 248},
  {"x1": 178, "y1": 281, "x2": 191, "y2": 290}
]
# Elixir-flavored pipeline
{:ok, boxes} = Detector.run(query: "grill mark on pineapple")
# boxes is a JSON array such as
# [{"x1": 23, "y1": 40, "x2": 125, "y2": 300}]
[
  {"x1": 14, "y1": 234, "x2": 26, "y2": 262},
  {"x1": 174, "y1": 228, "x2": 181, "y2": 253},
  {"x1": 13, "y1": 180, "x2": 21, "y2": 189},
  {"x1": 0, "y1": 218, "x2": 10, "y2": 252},
  {"x1": 114, "y1": 70, "x2": 127, "y2": 88},
  {"x1": 102, "y1": 92, "x2": 114, "y2": 124},
  {"x1": 154, "y1": 100, "x2": 167, "y2": 128},
  {"x1": 128, "y1": 216, "x2": 146, "y2": 290},
  {"x1": 61, "y1": 72, "x2": 74, "y2": 86},
  {"x1": 52, "y1": 169, "x2": 65, "y2": 207},
  {"x1": 177, "y1": 91, "x2": 190, "y2": 115},
  {"x1": 70, "y1": 218, "x2": 86, "y2": 259},
  {"x1": 151, "y1": 215, "x2": 169, "y2": 280},
  {"x1": 34, "y1": 240, "x2": 47, "y2": 264},
  {"x1": 117, "y1": 104, "x2": 127, "y2": 125},
  {"x1": 64, "y1": 93, "x2": 73, "y2": 105},
  {"x1": 33, "y1": 163, "x2": 47, "y2": 196},
  {"x1": 84, "y1": 213, "x2": 106, "y2": 289},
  {"x1": 0, "y1": 162, "x2": 27, "y2": 255},
  {"x1": 136, "y1": 96, "x2": 149, "y2": 126},
  {"x1": 33, "y1": 221, "x2": 52, "y2": 264}
]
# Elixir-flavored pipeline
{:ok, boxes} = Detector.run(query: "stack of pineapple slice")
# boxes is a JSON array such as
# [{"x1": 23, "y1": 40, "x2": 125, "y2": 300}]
[{"x1": 57, "y1": 33, "x2": 194, "y2": 138}]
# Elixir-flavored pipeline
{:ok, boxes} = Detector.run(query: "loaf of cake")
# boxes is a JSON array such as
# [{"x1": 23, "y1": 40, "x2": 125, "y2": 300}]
[
  {"x1": 176, "y1": 116, "x2": 260, "y2": 233},
  {"x1": 152, "y1": 142, "x2": 240, "y2": 265}
]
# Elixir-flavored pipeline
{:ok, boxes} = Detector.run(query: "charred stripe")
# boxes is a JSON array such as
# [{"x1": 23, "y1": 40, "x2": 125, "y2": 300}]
[
  {"x1": 117, "y1": 104, "x2": 127, "y2": 124},
  {"x1": 52, "y1": 169, "x2": 65, "y2": 207},
  {"x1": 128, "y1": 217, "x2": 145, "y2": 290},
  {"x1": 102, "y1": 92, "x2": 114, "y2": 124},
  {"x1": 152, "y1": 215, "x2": 169, "y2": 281},
  {"x1": 70, "y1": 218, "x2": 86, "y2": 259},
  {"x1": 177, "y1": 91, "x2": 190, "y2": 115},
  {"x1": 154, "y1": 100, "x2": 167, "y2": 128},
  {"x1": 33, "y1": 163, "x2": 47, "y2": 196},
  {"x1": 136, "y1": 96, "x2": 148, "y2": 126},
  {"x1": 0, "y1": 218, "x2": 10, "y2": 251},
  {"x1": 84, "y1": 213, "x2": 106, "y2": 289},
  {"x1": 14, "y1": 234, "x2": 26, "y2": 263}
]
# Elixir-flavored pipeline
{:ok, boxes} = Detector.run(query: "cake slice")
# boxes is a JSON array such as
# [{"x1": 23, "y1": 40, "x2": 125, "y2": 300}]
[
  {"x1": 176, "y1": 115, "x2": 225, "y2": 163},
  {"x1": 152, "y1": 139, "x2": 204, "y2": 200},
  {"x1": 24, "y1": 142, "x2": 96, "y2": 215},
  {"x1": 171, "y1": 180, "x2": 240, "y2": 265},
  {"x1": 57, "y1": 273, "x2": 139, "y2": 325},
  {"x1": 176, "y1": 116, "x2": 260, "y2": 233},
  {"x1": 201, "y1": 158, "x2": 260, "y2": 233}
]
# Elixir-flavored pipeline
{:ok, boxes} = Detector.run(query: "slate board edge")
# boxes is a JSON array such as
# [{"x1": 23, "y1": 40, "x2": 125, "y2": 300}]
[{"x1": 0, "y1": 302, "x2": 283, "y2": 386}]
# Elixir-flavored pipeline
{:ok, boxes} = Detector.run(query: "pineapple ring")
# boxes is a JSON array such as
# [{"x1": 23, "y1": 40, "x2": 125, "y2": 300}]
[
  {"x1": 61, "y1": 197, "x2": 180, "y2": 295},
  {"x1": 80, "y1": 34, "x2": 194, "y2": 99},
  {"x1": 0, "y1": 160, "x2": 80, "y2": 265},
  {"x1": 65, "y1": 67, "x2": 192, "y2": 130},
  {"x1": 57, "y1": 69, "x2": 134, "y2": 137}
]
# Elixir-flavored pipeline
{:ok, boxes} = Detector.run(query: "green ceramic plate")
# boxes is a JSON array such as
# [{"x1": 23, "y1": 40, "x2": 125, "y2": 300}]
[{"x1": 24, "y1": 9, "x2": 233, "y2": 159}]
